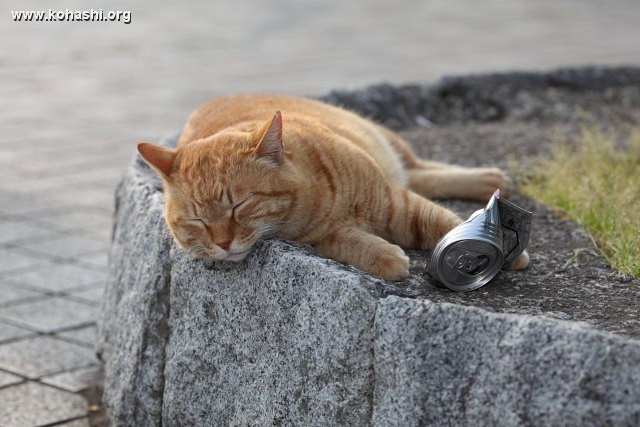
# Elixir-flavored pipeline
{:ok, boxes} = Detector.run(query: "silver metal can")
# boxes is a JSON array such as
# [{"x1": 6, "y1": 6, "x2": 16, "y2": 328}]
[{"x1": 427, "y1": 190, "x2": 532, "y2": 292}]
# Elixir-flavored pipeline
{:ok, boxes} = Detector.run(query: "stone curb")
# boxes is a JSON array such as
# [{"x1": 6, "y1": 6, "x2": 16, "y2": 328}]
[{"x1": 98, "y1": 68, "x2": 640, "y2": 426}]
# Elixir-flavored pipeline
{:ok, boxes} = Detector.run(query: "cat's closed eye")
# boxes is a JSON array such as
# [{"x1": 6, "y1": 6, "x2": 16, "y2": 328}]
[
  {"x1": 231, "y1": 198, "x2": 250, "y2": 218},
  {"x1": 185, "y1": 218, "x2": 206, "y2": 227}
]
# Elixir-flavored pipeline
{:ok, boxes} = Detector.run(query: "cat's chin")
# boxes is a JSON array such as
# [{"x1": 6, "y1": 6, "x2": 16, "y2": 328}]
[
  {"x1": 224, "y1": 249, "x2": 251, "y2": 262},
  {"x1": 186, "y1": 248, "x2": 250, "y2": 262}
]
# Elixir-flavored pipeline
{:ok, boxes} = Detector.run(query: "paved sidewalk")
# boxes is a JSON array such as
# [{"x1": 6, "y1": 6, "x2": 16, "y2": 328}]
[{"x1": 1, "y1": 0, "x2": 639, "y2": 425}]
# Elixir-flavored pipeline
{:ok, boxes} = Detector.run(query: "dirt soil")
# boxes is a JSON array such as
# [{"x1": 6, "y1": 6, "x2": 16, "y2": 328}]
[{"x1": 391, "y1": 95, "x2": 640, "y2": 339}]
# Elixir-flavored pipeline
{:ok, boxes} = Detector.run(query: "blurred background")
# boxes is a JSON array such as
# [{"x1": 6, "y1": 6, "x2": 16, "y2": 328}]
[
  {"x1": 1, "y1": 0, "x2": 639, "y2": 425},
  {"x1": 4, "y1": 0, "x2": 640, "y2": 139}
]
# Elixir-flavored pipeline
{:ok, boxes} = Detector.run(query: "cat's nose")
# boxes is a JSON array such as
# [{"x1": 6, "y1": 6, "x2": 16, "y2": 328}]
[{"x1": 216, "y1": 240, "x2": 232, "y2": 251}]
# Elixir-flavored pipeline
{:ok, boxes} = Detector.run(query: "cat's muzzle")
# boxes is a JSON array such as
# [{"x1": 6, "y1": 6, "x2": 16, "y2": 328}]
[{"x1": 427, "y1": 190, "x2": 532, "y2": 292}]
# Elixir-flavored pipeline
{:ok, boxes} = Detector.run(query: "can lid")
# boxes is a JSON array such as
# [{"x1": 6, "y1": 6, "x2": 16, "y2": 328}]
[{"x1": 429, "y1": 239, "x2": 504, "y2": 292}]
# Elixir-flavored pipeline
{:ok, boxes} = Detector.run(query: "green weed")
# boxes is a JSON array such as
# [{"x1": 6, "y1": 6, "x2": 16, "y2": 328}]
[{"x1": 521, "y1": 130, "x2": 640, "y2": 277}]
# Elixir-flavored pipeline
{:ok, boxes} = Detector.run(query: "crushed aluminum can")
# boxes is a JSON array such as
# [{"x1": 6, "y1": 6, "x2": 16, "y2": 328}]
[{"x1": 427, "y1": 189, "x2": 532, "y2": 292}]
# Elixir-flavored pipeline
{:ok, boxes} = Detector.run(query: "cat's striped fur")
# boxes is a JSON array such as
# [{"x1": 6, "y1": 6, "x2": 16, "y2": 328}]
[{"x1": 138, "y1": 94, "x2": 528, "y2": 280}]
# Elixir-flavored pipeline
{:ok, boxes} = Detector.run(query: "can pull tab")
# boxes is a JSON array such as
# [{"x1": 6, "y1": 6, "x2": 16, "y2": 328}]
[{"x1": 455, "y1": 254, "x2": 491, "y2": 275}]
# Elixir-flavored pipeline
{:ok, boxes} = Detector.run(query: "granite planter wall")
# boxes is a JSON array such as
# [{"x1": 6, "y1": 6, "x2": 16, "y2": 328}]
[{"x1": 98, "y1": 67, "x2": 640, "y2": 426}]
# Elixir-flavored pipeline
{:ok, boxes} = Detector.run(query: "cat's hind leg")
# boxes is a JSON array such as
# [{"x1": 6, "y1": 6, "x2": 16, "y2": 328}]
[
  {"x1": 314, "y1": 226, "x2": 410, "y2": 281},
  {"x1": 379, "y1": 126, "x2": 511, "y2": 201}
]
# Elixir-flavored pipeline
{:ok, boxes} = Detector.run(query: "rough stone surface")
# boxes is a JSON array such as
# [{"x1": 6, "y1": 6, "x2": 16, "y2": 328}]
[
  {"x1": 99, "y1": 68, "x2": 640, "y2": 426},
  {"x1": 373, "y1": 297, "x2": 640, "y2": 426},
  {"x1": 96, "y1": 146, "x2": 174, "y2": 426},
  {"x1": 164, "y1": 244, "x2": 380, "y2": 425}
]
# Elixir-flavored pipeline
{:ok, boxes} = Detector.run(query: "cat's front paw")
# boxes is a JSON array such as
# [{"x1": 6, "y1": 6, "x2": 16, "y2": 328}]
[{"x1": 368, "y1": 245, "x2": 410, "y2": 281}]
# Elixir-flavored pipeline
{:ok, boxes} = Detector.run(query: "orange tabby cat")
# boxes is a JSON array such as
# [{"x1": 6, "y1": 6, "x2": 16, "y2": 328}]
[{"x1": 138, "y1": 94, "x2": 529, "y2": 280}]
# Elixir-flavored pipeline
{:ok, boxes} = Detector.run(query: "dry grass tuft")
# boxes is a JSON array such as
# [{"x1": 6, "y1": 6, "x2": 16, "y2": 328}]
[{"x1": 521, "y1": 129, "x2": 640, "y2": 278}]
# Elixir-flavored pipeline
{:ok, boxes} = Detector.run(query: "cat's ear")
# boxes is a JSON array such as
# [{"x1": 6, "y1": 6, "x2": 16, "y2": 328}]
[
  {"x1": 137, "y1": 142, "x2": 177, "y2": 179},
  {"x1": 255, "y1": 110, "x2": 283, "y2": 165}
]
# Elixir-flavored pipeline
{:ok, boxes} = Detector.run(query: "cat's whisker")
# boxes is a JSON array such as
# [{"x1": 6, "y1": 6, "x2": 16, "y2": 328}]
[
  {"x1": 186, "y1": 244, "x2": 210, "y2": 259},
  {"x1": 256, "y1": 222, "x2": 283, "y2": 238},
  {"x1": 186, "y1": 243, "x2": 204, "y2": 252}
]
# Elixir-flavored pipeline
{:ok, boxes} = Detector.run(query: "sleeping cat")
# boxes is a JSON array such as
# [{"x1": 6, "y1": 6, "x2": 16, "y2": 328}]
[{"x1": 138, "y1": 94, "x2": 529, "y2": 281}]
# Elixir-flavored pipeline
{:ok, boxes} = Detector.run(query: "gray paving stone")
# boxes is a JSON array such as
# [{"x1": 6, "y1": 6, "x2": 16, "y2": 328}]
[
  {"x1": 0, "y1": 282, "x2": 46, "y2": 306},
  {"x1": 0, "y1": 336, "x2": 96, "y2": 378},
  {"x1": 82, "y1": 226, "x2": 112, "y2": 242},
  {"x1": 76, "y1": 251, "x2": 108, "y2": 269},
  {"x1": 2, "y1": 147, "x2": 127, "y2": 175},
  {"x1": 0, "y1": 220, "x2": 57, "y2": 245},
  {"x1": 6, "y1": 263, "x2": 105, "y2": 292},
  {"x1": 15, "y1": 235, "x2": 108, "y2": 259},
  {"x1": 37, "y1": 210, "x2": 112, "y2": 232},
  {"x1": 0, "y1": 137, "x2": 85, "y2": 159},
  {"x1": 1, "y1": 190, "x2": 111, "y2": 217},
  {"x1": 57, "y1": 417, "x2": 91, "y2": 427},
  {"x1": 57, "y1": 325, "x2": 97, "y2": 347},
  {"x1": 0, "y1": 173, "x2": 81, "y2": 195},
  {"x1": 0, "y1": 248, "x2": 41, "y2": 274},
  {"x1": 0, "y1": 297, "x2": 97, "y2": 333},
  {"x1": 0, "y1": 125, "x2": 124, "y2": 152},
  {"x1": 0, "y1": 126, "x2": 34, "y2": 143},
  {"x1": 41, "y1": 364, "x2": 100, "y2": 393},
  {"x1": 52, "y1": 148, "x2": 131, "y2": 170},
  {"x1": 40, "y1": 188, "x2": 118, "y2": 213},
  {"x1": 0, "y1": 321, "x2": 33, "y2": 343},
  {"x1": 0, "y1": 381, "x2": 87, "y2": 426},
  {"x1": 66, "y1": 165, "x2": 128, "y2": 186},
  {"x1": 67, "y1": 286, "x2": 104, "y2": 305},
  {"x1": 0, "y1": 193, "x2": 71, "y2": 216},
  {"x1": 0, "y1": 369, "x2": 23, "y2": 388},
  {"x1": 0, "y1": 208, "x2": 11, "y2": 219},
  {"x1": 0, "y1": 124, "x2": 82, "y2": 144},
  {"x1": 0, "y1": 137, "x2": 74, "y2": 156}
]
